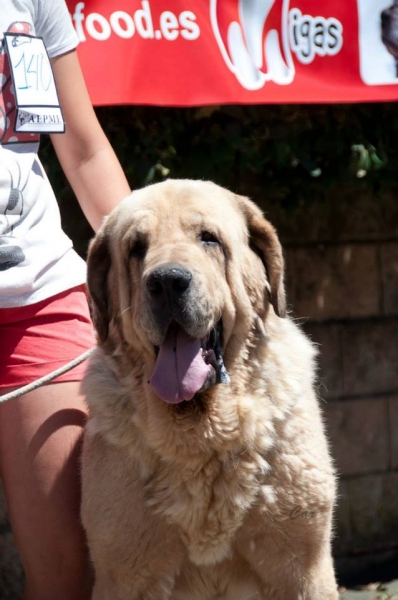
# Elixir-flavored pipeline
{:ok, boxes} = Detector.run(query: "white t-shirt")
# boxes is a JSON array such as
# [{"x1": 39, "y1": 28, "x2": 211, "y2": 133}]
[{"x1": 0, "y1": 0, "x2": 87, "y2": 307}]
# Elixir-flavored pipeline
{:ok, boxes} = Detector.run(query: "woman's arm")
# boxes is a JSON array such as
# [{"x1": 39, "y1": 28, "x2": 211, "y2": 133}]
[{"x1": 50, "y1": 50, "x2": 131, "y2": 232}]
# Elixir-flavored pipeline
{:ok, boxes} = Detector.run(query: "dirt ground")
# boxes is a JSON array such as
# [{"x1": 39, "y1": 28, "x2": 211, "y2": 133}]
[{"x1": 339, "y1": 580, "x2": 398, "y2": 599}]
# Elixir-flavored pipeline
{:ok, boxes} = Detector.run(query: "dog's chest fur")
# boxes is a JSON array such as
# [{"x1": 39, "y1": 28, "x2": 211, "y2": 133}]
[
  {"x1": 143, "y1": 430, "x2": 273, "y2": 566},
  {"x1": 90, "y1": 329, "x2": 299, "y2": 567}
]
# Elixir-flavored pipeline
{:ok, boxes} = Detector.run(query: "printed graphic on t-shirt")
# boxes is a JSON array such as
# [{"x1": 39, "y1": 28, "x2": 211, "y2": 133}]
[
  {"x1": 0, "y1": 22, "x2": 37, "y2": 270},
  {"x1": 0, "y1": 155, "x2": 27, "y2": 271}
]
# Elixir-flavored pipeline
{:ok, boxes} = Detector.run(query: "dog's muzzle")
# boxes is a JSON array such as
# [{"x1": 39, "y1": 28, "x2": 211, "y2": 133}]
[{"x1": 145, "y1": 263, "x2": 230, "y2": 404}]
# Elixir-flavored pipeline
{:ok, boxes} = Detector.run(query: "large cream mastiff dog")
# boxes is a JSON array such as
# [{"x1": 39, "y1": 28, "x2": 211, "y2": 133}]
[{"x1": 81, "y1": 180, "x2": 338, "y2": 600}]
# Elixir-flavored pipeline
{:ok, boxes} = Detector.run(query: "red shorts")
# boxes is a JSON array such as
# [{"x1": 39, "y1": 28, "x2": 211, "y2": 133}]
[{"x1": 0, "y1": 285, "x2": 96, "y2": 389}]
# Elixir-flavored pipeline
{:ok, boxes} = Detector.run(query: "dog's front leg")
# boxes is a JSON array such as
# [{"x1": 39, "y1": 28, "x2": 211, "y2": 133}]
[
  {"x1": 256, "y1": 551, "x2": 338, "y2": 600},
  {"x1": 91, "y1": 574, "x2": 177, "y2": 600},
  {"x1": 82, "y1": 433, "x2": 183, "y2": 600}
]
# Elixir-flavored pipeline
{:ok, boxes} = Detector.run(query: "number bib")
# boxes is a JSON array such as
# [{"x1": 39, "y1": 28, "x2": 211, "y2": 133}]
[{"x1": 4, "y1": 33, "x2": 65, "y2": 134}]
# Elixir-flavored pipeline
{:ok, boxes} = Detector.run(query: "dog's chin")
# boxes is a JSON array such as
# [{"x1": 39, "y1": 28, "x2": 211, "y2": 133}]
[
  {"x1": 170, "y1": 388, "x2": 212, "y2": 415},
  {"x1": 147, "y1": 319, "x2": 230, "y2": 406}
]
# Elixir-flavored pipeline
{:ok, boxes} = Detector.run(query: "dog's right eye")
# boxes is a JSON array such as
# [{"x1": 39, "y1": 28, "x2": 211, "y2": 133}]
[
  {"x1": 129, "y1": 239, "x2": 147, "y2": 260},
  {"x1": 200, "y1": 231, "x2": 221, "y2": 248}
]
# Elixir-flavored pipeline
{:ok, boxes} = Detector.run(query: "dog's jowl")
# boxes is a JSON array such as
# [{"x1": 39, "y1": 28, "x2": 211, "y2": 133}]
[{"x1": 81, "y1": 179, "x2": 338, "y2": 600}]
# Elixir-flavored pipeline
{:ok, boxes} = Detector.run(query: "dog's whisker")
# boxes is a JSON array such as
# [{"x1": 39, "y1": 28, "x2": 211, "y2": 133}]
[{"x1": 118, "y1": 306, "x2": 132, "y2": 318}]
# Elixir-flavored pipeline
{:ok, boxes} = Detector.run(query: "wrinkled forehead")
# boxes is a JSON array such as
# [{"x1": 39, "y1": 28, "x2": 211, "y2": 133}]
[{"x1": 110, "y1": 181, "x2": 247, "y2": 241}]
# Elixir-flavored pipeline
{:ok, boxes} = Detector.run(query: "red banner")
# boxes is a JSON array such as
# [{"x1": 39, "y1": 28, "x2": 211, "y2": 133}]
[{"x1": 66, "y1": 1, "x2": 398, "y2": 106}]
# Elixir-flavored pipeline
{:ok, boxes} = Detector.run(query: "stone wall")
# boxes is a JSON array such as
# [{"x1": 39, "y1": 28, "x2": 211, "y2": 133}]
[
  {"x1": 0, "y1": 185, "x2": 397, "y2": 596},
  {"x1": 259, "y1": 185, "x2": 398, "y2": 582}
]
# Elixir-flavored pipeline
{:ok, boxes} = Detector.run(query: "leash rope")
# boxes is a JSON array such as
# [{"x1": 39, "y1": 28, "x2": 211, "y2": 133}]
[{"x1": 0, "y1": 347, "x2": 95, "y2": 404}]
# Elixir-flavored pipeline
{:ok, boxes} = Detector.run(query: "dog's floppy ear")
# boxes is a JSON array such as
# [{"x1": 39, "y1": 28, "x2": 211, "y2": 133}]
[
  {"x1": 86, "y1": 226, "x2": 112, "y2": 342},
  {"x1": 236, "y1": 195, "x2": 286, "y2": 318}
]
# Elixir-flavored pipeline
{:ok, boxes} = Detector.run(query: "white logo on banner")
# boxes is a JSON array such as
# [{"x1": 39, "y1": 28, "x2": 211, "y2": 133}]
[
  {"x1": 71, "y1": 1, "x2": 200, "y2": 42},
  {"x1": 210, "y1": 0, "x2": 294, "y2": 90},
  {"x1": 288, "y1": 9, "x2": 343, "y2": 65},
  {"x1": 210, "y1": 0, "x2": 344, "y2": 90}
]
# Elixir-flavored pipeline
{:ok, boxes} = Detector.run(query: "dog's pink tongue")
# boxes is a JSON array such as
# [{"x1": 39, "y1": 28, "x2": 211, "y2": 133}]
[{"x1": 150, "y1": 328, "x2": 211, "y2": 404}]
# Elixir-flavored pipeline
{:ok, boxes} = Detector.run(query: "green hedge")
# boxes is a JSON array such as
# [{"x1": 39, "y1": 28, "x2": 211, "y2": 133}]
[{"x1": 40, "y1": 102, "x2": 398, "y2": 251}]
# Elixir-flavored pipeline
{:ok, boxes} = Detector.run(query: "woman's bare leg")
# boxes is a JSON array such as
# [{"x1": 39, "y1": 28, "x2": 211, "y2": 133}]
[{"x1": 0, "y1": 382, "x2": 92, "y2": 600}]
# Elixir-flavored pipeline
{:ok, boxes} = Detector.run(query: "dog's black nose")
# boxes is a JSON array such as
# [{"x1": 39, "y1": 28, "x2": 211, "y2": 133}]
[{"x1": 147, "y1": 263, "x2": 192, "y2": 299}]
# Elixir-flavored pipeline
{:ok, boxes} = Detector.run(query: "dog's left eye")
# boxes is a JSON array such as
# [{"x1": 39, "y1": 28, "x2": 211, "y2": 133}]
[
  {"x1": 200, "y1": 231, "x2": 221, "y2": 248},
  {"x1": 129, "y1": 239, "x2": 147, "y2": 260}
]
